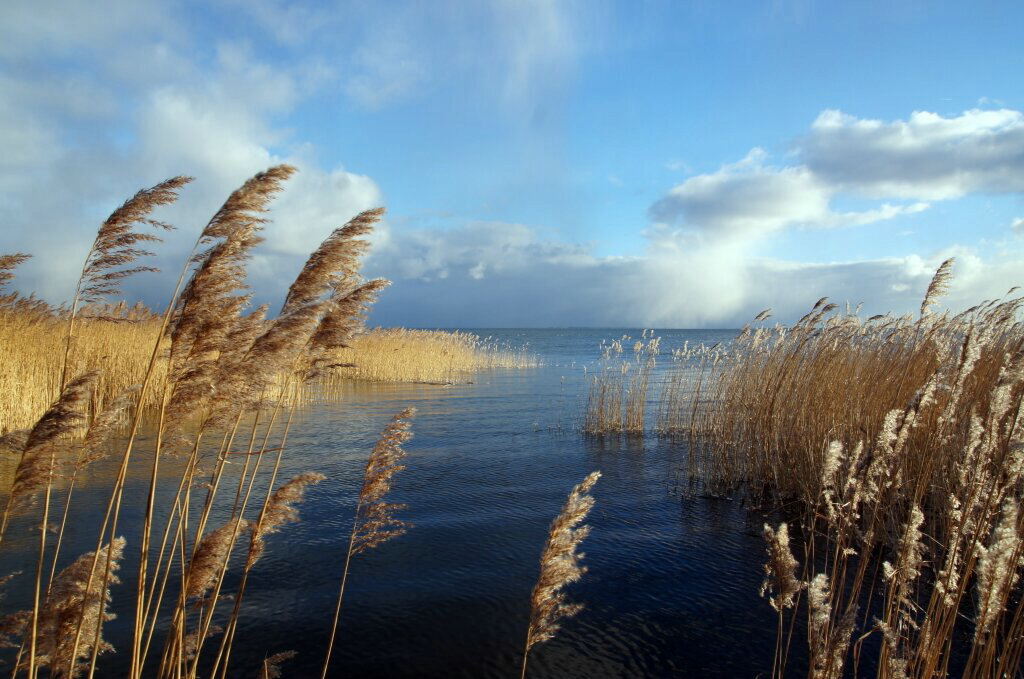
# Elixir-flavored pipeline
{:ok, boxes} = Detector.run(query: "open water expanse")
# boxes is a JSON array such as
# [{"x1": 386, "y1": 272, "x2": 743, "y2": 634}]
[{"x1": 1, "y1": 328, "x2": 795, "y2": 678}]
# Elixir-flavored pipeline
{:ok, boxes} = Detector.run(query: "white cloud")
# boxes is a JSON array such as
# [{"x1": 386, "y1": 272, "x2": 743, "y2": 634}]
[
  {"x1": 648, "y1": 148, "x2": 925, "y2": 238},
  {"x1": 364, "y1": 216, "x2": 1021, "y2": 328},
  {"x1": 0, "y1": 10, "x2": 384, "y2": 310},
  {"x1": 801, "y1": 108, "x2": 1024, "y2": 199},
  {"x1": 1012, "y1": 217, "x2": 1024, "y2": 236},
  {"x1": 650, "y1": 108, "x2": 1024, "y2": 244}
]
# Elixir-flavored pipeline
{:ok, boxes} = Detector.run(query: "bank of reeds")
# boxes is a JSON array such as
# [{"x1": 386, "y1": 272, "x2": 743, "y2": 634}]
[
  {"x1": 679, "y1": 260, "x2": 1024, "y2": 677},
  {"x1": 0, "y1": 317, "x2": 535, "y2": 434}
]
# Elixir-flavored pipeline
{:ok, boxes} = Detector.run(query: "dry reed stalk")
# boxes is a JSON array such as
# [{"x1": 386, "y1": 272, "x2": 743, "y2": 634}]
[
  {"x1": 520, "y1": 470, "x2": 600, "y2": 679},
  {"x1": 133, "y1": 167, "x2": 301, "y2": 679},
  {"x1": 321, "y1": 408, "x2": 415, "y2": 679},
  {"x1": 55, "y1": 167, "x2": 296, "y2": 679},
  {"x1": 207, "y1": 469, "x2": 322, "y2": 679},
  {"x1": 175, "y1": 203, "x2": 386, "y2": 677}
]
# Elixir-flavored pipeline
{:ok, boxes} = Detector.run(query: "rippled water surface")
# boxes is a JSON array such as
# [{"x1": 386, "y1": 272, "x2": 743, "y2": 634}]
[{"x1": 2, "y1": 329, "x2": 792, "y2": 678}]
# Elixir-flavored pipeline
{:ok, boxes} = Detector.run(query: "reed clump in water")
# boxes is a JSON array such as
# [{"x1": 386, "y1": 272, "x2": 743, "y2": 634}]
[
  {"x1": 684, "y1": 259, "x2": 1024, "y2": 677},
  {"x1": 582, "y1": 332, "x2": 660, "y2": 435}
]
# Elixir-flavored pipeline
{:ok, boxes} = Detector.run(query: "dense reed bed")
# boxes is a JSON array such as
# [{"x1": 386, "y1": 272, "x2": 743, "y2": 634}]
[
  {"x1": 0, "y1": 313, "x2": 535, "y2": 434},
  {"x1": 670, "y1": 261, "x2": 1024, "y2": 677}
]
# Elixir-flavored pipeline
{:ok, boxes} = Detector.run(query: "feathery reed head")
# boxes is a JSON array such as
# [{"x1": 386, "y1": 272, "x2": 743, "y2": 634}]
[
  {"x1": 79, "y1": 176, "x2": 192, "y2": 305},
  {"x1": 0, "y1": 253, "x2": 31, "y2": 296},
  {"x1": 33, "y1": 537, "x2": 125, "y2": 677},
  {"x1": 760, "y1": 522, "x2": 801, "y2": 612},
  {"x1": 920, "y1": 257, "x2": 955, "y2": 318},
  {"x1": 10, "y1": 372, "x2": 98, "y2": 510},
  {"x1": 199, "y1": 165, "x2": 295, "y2": 243},
  {"x1": 169, "y1": 166, "x2": 294, "y2": 363},
  {"x1": 304, "y1": 279, "x2": 391, "y2": 379},
  {"x1": 351, "y1": 407, "x2": 416, "y2": 555},
  {"x1": 281, "y1": 207, "x2": 385, "y2": 315},
  {"x1": 186, "y1": 518, "x2": 249, "y2": 601},
  {"x1": 248, "y1": 472, "x2": 326, "y2": 567},
  {"x1": 524, "y1": 470, "x2": 601, "y2": 652},
  {"x1": 0, "y1": 429, "x2": 29, "y2": 454},
  {"x1": 258, "y1": 650, "x2": 297, "y2": 679}
]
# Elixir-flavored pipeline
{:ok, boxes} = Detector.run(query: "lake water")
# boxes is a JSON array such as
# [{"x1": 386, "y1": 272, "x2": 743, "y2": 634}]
[{"x1": 1, "y1": 328, "x2": 794, "y2": 678}]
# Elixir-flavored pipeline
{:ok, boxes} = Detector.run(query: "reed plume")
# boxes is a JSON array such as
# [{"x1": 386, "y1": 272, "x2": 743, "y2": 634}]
[
  {"x1": 73, "y1": 178, "x2": 191, "y2": 306},
  {"x1": 520, "y1": 470, "x2": 601, "y2": 679},
  {"x1": 60, "y1": 177, "x2": 191, "y2": 389},
  {"x1": 760, "y1": 522, "x2": 801, "y2": 613},
  {"x1": 280, "y1": 208, "x2": 384, "y2": 315},
  {"x1": 164, "y1": 166, "x2": 294, "y2": 427},
  {"x1": 185, "y1": 518, "x2": 250, "y2": 603},
  {"x1": 1, "y1": 372, "x2": 98, "y2": 531},
  {"x1": 258, "y1": 650, "x2": 296, "y2": 679},
  {"x1": 760, "y1": 521, "x2": 802, "y2": 678},
  {"x1": 322, "y1": 408, "x2": 416, "y2": 679},
  {"x1": 0, "y1": 253, "x2": 31, "y2": 302},
  {"x1": 248, "y1": 472, "x2": 326, "y2": 567},
  {"x1": 920, "y1": 256, "x2": 955, "y2": 318},
  {"x1": 23, "y1": 537, "x2": 126, "y2": 678}
]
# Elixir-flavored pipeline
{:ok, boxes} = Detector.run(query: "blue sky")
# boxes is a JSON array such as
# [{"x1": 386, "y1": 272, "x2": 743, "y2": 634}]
[{"x1": 2, "y1": 1, "x2": 1023, "y2": 327}]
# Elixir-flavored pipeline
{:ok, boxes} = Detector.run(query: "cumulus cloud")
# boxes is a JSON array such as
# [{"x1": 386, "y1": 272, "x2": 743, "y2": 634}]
[
  {"x1": 650, "y1": 108, "x2": 1024, "y2": 244},
  {"x1": 0, "y1": 4, "x2": 384, "y2": 308},
  {"x1": 649, "y1": 148, "x2": 928, "y2": 239},
  {"x1": 801, "y1": 108, "x2": 1024, "y2": 199}
]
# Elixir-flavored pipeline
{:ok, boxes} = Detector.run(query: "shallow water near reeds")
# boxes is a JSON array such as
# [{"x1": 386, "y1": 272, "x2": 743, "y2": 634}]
[{"x1": 1, "y1": 329, "x2": 796, "y2": 678}]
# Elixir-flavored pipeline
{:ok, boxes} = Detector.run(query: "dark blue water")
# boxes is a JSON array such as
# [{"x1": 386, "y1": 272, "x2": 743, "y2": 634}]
[{"x1": 1, "y1": 329, "x2": 788, "y2": 678}]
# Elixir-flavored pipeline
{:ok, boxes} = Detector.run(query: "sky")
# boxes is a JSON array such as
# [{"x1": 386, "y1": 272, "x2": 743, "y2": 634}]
[{"x1": 2, "y1": 0, "x2": 1023, "y2": 328}]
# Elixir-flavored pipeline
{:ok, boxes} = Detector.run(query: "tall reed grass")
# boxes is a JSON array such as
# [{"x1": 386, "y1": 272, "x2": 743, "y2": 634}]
[
  {"x1": 674, "y1": 260, "x2": 1024, "y2": 677},
  {"x1": 0, "y1": 168, "x2": 424, "y2": 678}
]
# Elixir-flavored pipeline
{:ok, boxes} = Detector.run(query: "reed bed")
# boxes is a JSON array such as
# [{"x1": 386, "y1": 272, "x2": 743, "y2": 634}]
[
  {"x1": 673, "y1": 260, "x2": 1024, "y2": 677},
  {"x1": 0, "y1": 318, "x2": 535, "y2": 434}
]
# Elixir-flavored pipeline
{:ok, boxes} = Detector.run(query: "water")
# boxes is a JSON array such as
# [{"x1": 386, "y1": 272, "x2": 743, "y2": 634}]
[{"x1": 1, "y1": 328, "x2": 791, "y2": 678}]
